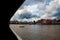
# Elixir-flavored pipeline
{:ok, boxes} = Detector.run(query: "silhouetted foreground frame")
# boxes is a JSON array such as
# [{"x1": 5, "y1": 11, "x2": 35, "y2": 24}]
[{"x1": 0, "y1": 0, "x2": 25, "y2": 40}]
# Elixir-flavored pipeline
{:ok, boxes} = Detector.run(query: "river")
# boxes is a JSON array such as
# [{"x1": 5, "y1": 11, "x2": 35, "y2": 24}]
[{"x1": 10, "y1": 24, "x2": 60, "y2": 40}]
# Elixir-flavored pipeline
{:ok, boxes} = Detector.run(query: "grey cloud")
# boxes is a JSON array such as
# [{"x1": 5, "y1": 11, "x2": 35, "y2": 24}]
[
  {"x1": 19, "y1": 12, "x2": 40, "y2": 19},
  {"x1": 11, "y1": 0, "x2": 60, "y2": 22}
]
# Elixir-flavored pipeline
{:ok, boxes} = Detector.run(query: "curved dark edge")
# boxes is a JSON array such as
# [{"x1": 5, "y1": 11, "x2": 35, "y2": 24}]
[{"x1": 0, "y1": 0, "x2": 25, "y2": 40}]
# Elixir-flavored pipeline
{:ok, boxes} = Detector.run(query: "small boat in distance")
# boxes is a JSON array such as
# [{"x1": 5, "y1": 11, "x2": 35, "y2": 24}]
[{"x1": 19, "y1": 26, "x2": 24, "y2": 28}]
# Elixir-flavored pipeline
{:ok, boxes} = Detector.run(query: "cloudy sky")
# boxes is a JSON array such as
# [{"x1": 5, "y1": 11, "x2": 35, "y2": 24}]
[{"x1": 10, "y1": 0, "x2": 60, "y2": 22}]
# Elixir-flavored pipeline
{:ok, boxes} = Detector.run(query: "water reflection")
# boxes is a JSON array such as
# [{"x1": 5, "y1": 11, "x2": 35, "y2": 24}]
[{"x1": 10, "y1": 24, "x2": 60, "y2": 40}]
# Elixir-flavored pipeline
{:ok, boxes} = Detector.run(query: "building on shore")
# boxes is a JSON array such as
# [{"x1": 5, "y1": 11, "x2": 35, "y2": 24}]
[
  {"x1": 37, "y1": 19, "x2": 52, "y2": 24},
  {"x1": 10, "y1": 19, "x2": 60, "y2": 24}
]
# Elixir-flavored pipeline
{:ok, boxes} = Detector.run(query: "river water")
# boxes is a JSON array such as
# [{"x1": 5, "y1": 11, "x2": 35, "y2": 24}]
[{"x1": 10, "y1": 24, "x2": 60, "y2": 40}]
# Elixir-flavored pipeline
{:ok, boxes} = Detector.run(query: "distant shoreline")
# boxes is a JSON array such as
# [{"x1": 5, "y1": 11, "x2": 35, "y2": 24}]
[{"x1": 9, "y1": 23, "x2": 60, "y2": 25}]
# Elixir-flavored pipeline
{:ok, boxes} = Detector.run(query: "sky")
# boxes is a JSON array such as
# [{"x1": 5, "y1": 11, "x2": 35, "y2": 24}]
[{"x1": 10, "y1": 0, "x2": 60, "y2": 22}]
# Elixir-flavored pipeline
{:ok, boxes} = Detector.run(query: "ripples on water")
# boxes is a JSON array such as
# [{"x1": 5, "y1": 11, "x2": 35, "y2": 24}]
[{"x1": 10, "y1": 24, "x2": 60, "y2": 40}]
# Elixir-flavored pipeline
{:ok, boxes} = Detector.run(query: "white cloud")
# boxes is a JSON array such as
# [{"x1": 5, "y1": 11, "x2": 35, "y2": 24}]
[
  {"x1": 17, "y1": 2, "x2": 45, "y2": 15},
  {"x1": 10, "y1": 0, "x2": 60, "y2": 22},
  {"x1": 37, "y1": 2, "x2": 45, "y2": 10},
  {"x1": 40, "y1": 0, "x2": 60, "y2": 19}
]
